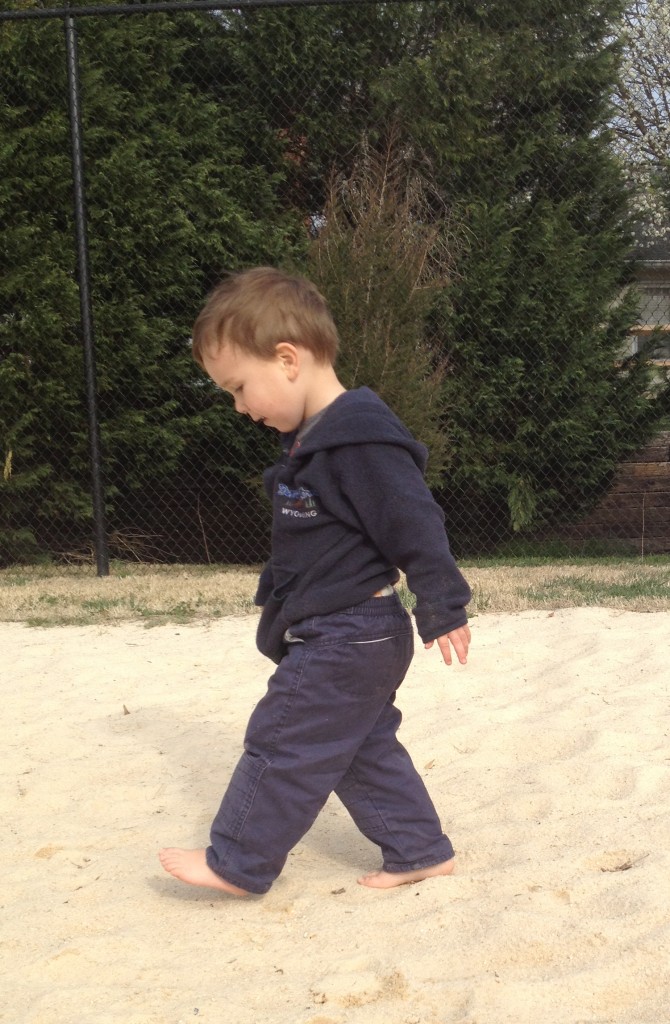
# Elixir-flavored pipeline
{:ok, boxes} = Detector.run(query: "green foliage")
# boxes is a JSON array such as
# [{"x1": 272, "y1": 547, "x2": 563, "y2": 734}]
[
  {"x1": 374, "y1": 0, "x2": 670, "y2": 547},
  {"x1": 2, "y1": 0, "x2": 669, "y2": 563},
  {"x1": 0, "y1": 7, "x2": 302, "y2": 559},
  {"x1": 222, "y1": 4, "x2": 420, "y2": 216}
]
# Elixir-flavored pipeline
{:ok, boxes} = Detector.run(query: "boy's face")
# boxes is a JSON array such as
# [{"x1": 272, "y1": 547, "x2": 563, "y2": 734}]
[{"x1": 203, "y1": 342, "x2": 306, "y2": 433}]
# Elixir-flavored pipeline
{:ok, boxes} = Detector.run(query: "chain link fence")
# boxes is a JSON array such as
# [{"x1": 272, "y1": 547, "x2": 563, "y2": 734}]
[{"x1": 2, "y1": 0, "x2": 670, "y2": 570}]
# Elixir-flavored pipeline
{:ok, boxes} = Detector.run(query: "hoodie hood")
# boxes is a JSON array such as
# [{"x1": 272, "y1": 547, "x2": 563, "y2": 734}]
[{"x1": 284, "y1": 387, "x2": 428, "y2": 472}]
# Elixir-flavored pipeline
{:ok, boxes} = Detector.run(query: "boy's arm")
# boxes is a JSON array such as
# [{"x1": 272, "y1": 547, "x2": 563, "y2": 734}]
[
  {"x1": 254, "y1": 560, "x2": 274, "y2": 606},
  {"x1": 332, "y1": 442, "x2": 471, "y2": 653},
  {"x1": 254, "y1": 457, "x2": 282, "y2": 607}
]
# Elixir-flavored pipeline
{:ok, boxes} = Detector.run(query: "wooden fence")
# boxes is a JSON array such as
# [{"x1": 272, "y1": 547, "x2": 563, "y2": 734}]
[{"x1": 569, "y1": 430, "x2": 670, "y2": 555}]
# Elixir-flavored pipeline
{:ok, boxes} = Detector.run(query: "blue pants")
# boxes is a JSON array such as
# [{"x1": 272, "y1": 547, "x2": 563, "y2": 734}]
[{"x1": 206, "y1": 593, "x2": 454, "y2": 894}]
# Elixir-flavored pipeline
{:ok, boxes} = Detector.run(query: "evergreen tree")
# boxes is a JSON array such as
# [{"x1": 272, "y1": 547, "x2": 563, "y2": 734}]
[
  {"x1": 238, "y1": 0, "x2": 670, "y2": 548},
  {"x1": 0, "y1": 2, "x2": 421, "y2": 562},
  {"x1": 222, "y1": 3, "x2": 421, "y2": 217},
  {"x1": 0, "y1": 5, "x2": 301, "y2": 561},
  {"x1": 3, "y1": 0, "x2": 668, "y2": 562},
  {"x1": 378, "y1": 0, "x2": 670, "y2": 548}
]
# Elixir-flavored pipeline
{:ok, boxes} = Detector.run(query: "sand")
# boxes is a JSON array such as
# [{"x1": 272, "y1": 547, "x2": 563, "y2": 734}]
[{"x1": 2, "y1": 606, "x2": 670, "y2": 1024}]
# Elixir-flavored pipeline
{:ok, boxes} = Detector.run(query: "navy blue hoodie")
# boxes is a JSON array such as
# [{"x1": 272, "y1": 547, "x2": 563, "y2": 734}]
[{"x1": 255, "y1": 387, "x2": 471, "y2": 663}]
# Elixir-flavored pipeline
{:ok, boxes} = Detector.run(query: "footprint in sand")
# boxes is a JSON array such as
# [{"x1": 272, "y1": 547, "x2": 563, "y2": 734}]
[
  {"x1": 310, "y1": 957, "x2": 407, "y2": 1008},
  {"x1": 587, "y1": 764, "x2": 638, "y2": 801}
]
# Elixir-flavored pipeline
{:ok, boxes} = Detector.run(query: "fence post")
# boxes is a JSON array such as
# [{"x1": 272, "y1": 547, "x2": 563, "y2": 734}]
[{"x1": 64, "y1": 15, "x2": 109, "y2": 576}]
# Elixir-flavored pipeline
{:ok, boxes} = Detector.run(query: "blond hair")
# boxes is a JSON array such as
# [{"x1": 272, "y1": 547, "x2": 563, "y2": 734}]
[{"x1": 192, "y1": 267, "x2": 339, "y2": 367}]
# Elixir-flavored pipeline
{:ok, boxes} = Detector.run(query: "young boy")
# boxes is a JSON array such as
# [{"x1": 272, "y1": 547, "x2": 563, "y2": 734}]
[{"x1": 159, "y1": 267, "x2": 471, "y2": 896}]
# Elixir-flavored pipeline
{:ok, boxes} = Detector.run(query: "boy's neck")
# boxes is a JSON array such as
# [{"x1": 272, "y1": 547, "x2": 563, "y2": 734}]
[{"x1": 303, "y1": 365, "x2": 346, "y2": 421}]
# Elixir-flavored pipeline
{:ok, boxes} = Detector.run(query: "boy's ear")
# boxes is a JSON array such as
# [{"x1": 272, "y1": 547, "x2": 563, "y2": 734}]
[{"x1": 275, "y1": 342, "x2": 300, "y2": 380}]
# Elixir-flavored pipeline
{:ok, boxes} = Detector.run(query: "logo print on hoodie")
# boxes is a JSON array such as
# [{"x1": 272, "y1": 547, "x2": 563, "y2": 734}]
[{"x1": 277, "y1": 483, "x2": 319, "y2": 519}]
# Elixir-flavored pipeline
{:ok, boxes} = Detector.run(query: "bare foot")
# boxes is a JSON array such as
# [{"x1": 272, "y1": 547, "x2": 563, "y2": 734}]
[
  {"x1": 158, "y1": 848, "x2": 249, "y2": 896},
  {"x1": 358, "y1": 857, "x2": 455, "y2": 889}
]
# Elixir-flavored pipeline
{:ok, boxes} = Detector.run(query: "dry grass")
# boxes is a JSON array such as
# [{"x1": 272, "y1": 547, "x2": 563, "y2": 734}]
[
  {"x1": 465, "y1": 562, "x2": 670, "y2": 614},
  {"x1": 0, "y1": 564, "x2": 259, "y2": 627},
  {"x1": 0, "y1": 559, "x2": 668, "y2": 627}
]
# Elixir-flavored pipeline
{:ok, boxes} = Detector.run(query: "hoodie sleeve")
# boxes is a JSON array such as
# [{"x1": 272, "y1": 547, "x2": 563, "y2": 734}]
[
  {"x1": 254, "y1": 560, "x2": 274, "y2": 607},
  {"x1": 331, "y1": 441, "x2": 471, "y2": 640}
]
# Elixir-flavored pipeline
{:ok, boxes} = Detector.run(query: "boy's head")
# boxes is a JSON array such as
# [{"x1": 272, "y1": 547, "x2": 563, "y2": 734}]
[{"x1": 191, "y1": 267, "x2": 339, "y2": 370}]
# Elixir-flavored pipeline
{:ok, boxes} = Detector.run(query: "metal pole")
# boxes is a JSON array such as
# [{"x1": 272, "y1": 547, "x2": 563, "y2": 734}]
[{"x1": 64, "y1": 15, "x2": 110, "y2": 576}]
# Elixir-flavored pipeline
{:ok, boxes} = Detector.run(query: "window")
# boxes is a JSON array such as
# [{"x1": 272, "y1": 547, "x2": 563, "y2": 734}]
[{"x1": 631, "y1": 283, "x2": 670, "y2": 360}]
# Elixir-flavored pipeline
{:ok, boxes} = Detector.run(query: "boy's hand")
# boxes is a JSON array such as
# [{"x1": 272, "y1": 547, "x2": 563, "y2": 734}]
[{"x1": 424, "y1": 625, "x2": 471, "y2": 666}]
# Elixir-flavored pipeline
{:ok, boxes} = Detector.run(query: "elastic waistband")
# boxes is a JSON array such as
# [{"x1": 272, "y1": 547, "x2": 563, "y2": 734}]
[{"x1": 343, "y1": 591, "x2": 404, "y2": 616}]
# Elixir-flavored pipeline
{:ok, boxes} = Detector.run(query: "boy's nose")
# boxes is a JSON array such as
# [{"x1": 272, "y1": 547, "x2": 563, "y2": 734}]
[{"x1": 234, "y1": 395, "x2": 248, "y2": 415}]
